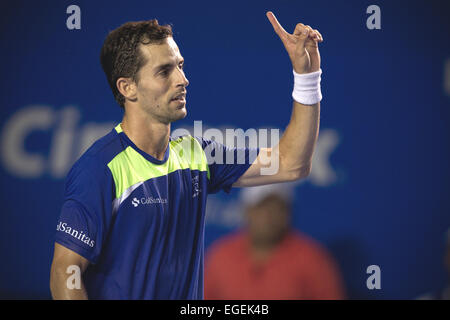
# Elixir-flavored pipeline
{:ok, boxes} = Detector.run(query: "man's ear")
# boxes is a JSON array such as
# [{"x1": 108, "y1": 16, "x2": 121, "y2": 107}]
[{"x1": 116, "y1": 77, "x2": 137, "y2": 102}]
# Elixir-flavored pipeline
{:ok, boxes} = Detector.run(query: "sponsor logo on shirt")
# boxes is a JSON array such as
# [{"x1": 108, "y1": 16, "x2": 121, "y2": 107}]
[
  {"x1": 192, "y1": 175, "x2": 200, "y2": 198},
  {"x1": 132, "y1": 197, "x2": 140, "y2": 207},
  {"x1": 132, "y1": 196, "x2": 168, "y2": 207},
  {"x1": 56, "y1": 222, "x2": 95, "y2": 248}
]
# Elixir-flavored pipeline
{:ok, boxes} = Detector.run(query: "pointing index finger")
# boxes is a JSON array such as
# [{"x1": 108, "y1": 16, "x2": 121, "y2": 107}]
[{"x1": 266, "y1": 11, "x2": 288, "y2": 40}]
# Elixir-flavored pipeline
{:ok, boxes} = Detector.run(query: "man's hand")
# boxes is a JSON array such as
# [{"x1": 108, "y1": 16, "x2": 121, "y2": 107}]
[
  {"x1": 266, "y1": 11, "x2": 323, "y2": 74},
  {"x1": 233, "y1": 12, "x2": 322, "y2": 187}
]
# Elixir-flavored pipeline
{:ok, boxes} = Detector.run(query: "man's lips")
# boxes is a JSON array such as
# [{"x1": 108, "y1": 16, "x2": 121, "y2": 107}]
[
  {"x1": 171, "y1": 92, "x2": 186, "y2": 101},
  {"x1": 171, "y1": 97, "x2": 186, "y2": 106}
]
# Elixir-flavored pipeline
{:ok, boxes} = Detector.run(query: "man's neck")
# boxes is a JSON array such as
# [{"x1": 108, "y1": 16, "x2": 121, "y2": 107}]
[
  {"x1": 248, "y1": 232, "x2": 288, "y2": 263},
  {"x1": 250, "y1": 245, "x2": 274, "y2": 264},
  {"x1": 248, "y1": 239, "x2": 278, "y2": 264},
  {"x1": 121, "y1": 110, "x2": 171, "y2": 161}
]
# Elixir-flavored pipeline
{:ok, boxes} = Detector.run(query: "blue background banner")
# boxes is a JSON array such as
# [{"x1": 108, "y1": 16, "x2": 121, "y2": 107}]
[{"x1": 0, "y1": 0, "x2": 449, "y2": 299}]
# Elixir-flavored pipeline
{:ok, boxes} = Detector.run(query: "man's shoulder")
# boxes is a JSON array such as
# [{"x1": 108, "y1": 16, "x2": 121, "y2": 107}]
[
  {"x1": 81, "y1": 127, "x2": 124, "y2": 162},
  {"x1": 68, "y1": 128, "x2": 124, "y2": 180}
]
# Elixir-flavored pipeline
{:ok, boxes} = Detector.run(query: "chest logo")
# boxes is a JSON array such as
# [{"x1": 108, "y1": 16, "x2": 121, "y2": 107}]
[
  {"x1": 131, "y1": 196, "x2": 168, "y2": 207},
  {"x1": 192, "y1": 176, "x2": 200, "y2": 198},
  {"x1": 132, "y1": 197, "x2": 140, "y2": 207}
]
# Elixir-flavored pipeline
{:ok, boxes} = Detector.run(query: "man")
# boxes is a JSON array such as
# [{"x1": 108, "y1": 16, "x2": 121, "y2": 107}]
[
  {"x1": 205, "y1": 184, "x2": 345, "y2": 299},
  {"x1": 50, "y1": 12, "x2": 324, "y2": 299}
]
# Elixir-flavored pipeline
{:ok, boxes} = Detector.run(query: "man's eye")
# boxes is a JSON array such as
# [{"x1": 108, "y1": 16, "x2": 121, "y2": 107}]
[{"x1": 160, "y1": 70, "x2": 169, "y2": 76}]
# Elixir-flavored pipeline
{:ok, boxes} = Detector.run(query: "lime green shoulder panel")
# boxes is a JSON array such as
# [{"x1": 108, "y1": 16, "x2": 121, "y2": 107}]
[{"x1": 107, "y1": 135, "x2": 209, "y2": 199}]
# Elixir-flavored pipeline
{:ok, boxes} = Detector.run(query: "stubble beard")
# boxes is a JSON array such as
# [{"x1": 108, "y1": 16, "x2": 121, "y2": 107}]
[{"x1": 152, "y1": 102, "x2": 187, "y2": 125}]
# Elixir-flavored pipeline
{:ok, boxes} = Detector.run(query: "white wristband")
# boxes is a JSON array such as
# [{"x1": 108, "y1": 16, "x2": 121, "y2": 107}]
[{"x1": 292, "y1": 69, "x2": 322, "y2": 105}]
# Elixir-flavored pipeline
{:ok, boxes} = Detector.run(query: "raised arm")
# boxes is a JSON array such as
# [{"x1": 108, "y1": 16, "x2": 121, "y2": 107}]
[
  {"x1": 234, "y1": 11, "x2": 323, "y2": 187},
  {"x1": 50, "y1": 243, "x2": 90, "y2": 300}
]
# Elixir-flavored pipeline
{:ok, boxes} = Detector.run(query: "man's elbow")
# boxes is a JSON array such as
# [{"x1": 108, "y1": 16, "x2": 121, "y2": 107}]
[{"x1": 284, "y1": 164, "x2": 312, "y2": 181}]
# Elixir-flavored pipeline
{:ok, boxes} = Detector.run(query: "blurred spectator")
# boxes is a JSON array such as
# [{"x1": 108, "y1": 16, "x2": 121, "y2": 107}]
[
  {"x1": 204, "y1": 184, "x2": 346, "y2": 299},
  {"x1": 416, "y1": 228, "x2": 450, "y2": 300}
]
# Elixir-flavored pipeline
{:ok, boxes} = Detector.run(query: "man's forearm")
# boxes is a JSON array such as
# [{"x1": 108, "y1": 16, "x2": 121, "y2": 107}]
[
  {"x1": 265, "y1": 12, "x2": 322, "y2": 179},
  {"x1": 278, "y1": 100, "x2": 320, "y2": 177}
]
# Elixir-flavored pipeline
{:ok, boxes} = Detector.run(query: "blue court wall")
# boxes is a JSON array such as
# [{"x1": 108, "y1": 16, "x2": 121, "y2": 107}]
[{"x1": 0, "y1": 0, "x2": 449, "y2": 299}]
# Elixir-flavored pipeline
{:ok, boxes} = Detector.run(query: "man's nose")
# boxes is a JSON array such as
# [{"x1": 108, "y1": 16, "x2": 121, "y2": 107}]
[{"x1": 175, "y1": 67, "x2": 189, "y2": 87}]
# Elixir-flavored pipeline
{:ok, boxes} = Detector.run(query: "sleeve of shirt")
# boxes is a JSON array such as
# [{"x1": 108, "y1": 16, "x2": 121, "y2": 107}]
[
  {"x1": 54, "y1": 156, "x2": 115, "y2": 264},
  {"x1": 195, "y1": 137, "x2": 259, "y2": 194}
]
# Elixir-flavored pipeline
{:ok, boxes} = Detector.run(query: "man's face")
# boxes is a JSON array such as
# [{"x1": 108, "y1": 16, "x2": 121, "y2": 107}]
[
  {"x1": 246, "y1": 194, "x2": 290, "y2": 246},
  {"x1": 133, "y1": 37, "x2": 189, "y2": 124}
]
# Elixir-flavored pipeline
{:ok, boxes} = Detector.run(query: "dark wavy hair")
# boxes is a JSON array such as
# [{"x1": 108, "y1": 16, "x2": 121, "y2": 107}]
[{"x1": 100, "y1": 19, "x2": 173, "y2": 108}]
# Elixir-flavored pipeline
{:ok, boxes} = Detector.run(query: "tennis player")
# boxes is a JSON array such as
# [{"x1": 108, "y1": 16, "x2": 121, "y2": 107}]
[{"x1": 50, "y1": 11, "x2": 324, "y2": 299}]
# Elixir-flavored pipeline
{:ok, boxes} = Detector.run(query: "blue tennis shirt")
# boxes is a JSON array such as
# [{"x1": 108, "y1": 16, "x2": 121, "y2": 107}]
[{"x1": 54, "y1": 124, "x2": 258, "y2": 299}]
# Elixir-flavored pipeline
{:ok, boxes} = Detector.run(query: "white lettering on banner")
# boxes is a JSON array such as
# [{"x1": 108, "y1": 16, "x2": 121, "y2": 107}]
[
  {"x1": 309, "y1": 129, "x2": 340, "y2": 186},
  {"x1": 1, "y1": 106, "x2": 54, "y2": 178},
  {"x1": 0, "y1": 105, "x2": 114, "y2": 178},
  {"x1": 176, "y1": 124, "x2": 340, "y2": 187},
  {"x1": 56, "y1": 221, "x2": 95, "y2": 248},
  {"x1": 1, "y1": 106, "x2": 340, "y2": 185}
]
